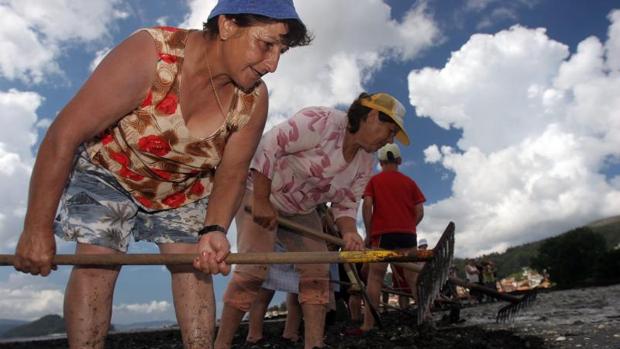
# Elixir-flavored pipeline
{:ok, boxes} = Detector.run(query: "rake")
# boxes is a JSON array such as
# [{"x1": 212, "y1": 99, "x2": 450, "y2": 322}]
[
  {"x1": 375, "y1": 223, "x2": 535, "y2": 323},
  {"x1": 275, "y1": 207, "x2": 386, "y2": 329},
  {"x1": 274, "y1": 214, "x2": 455, "y2": 326},
  {"x1": 0, "y1": 250, "x2": 433, "y2": 267},
  {"x1": 446, "y1": 278, "x2": 538, "y2": 323}
]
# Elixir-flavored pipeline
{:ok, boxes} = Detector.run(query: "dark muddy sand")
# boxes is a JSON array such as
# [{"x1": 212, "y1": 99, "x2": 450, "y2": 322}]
[
  {"x1": 460, "y1": 284, "x2": 620, "y2": 348},
  {"x1": 0, "y1": 284, "x2": 618, "y2": 349}
]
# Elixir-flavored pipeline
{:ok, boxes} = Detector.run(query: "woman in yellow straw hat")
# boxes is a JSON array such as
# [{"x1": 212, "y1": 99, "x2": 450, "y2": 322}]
[{"x1": 217, "y1": 92, "x2": 410, "y2": 349}]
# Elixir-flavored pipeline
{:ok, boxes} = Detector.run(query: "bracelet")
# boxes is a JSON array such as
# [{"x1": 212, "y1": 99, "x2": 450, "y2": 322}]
[{"x1": 198, "y1": 224, "x2": 227, "y2": 236}]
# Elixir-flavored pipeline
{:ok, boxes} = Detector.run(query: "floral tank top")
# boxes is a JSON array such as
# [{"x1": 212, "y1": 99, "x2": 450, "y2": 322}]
[{"x1": 85, "y1": 26, "x2": 260, "y2": 211}]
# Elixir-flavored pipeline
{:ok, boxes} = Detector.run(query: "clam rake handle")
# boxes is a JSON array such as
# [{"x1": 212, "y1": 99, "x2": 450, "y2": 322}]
[
  {"x1": 448, "y1": 276, "x2": 521, "y2": 303},
  {"x1": 0, "y1": 251, "x2": 426, "y2": 267},
  {"x1": 276, "y1": 213, "x2": 435, "y2": 261}
]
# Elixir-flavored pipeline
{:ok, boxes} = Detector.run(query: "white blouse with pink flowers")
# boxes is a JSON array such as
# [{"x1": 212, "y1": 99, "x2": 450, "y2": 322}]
[{"x1": 248, "y1": 106, "x2": 376, "y2": 220}]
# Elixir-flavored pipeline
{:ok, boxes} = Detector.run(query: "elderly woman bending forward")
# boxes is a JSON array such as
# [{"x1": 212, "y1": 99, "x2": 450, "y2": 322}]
[{"x1": 215, "y1": 92, "x2": 409, "y2": 349}]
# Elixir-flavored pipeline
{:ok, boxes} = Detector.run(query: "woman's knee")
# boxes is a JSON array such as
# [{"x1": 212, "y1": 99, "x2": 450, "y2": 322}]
[
  {"x1": 223, "y1": 267, "x2": 270, "y2": 311},
  {"x1": 72, "y1": 243, "x2": 122, "y2": 280},
  {"x1": 298, "y1": 273, "x2": 329, "y2": 305}
]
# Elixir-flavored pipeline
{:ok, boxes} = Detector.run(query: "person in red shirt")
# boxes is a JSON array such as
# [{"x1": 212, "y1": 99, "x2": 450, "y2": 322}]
[{"x1": 360, "y1": 142, "x2": 426, "y2": 332}]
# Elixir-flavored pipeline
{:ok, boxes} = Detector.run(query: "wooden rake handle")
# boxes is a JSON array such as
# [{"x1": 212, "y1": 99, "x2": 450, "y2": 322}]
[
  {"x1": 0, "y1": 250, "x2": 427, "y2": 267},
  {"x1": 275, "y1": 211, "x2": 434, "y2": 262}
]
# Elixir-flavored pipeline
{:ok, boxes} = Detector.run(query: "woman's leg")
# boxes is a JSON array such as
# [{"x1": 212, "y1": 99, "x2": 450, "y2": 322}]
[
  {"x1": 348, "y1": 293, "x2": 362, "y2": 322},
  {"x1": 215, "y1": 191, "x2": 276, "y2": 349},
  {"x1": 300, "y1": 303, "x2": 325, "y2": 349},
  {"x1": 361, "y1": 262, "x2": 388, "y2": 331},
  {"x1": 246, "y1": 288, "x2": 275, "y2": 343},
  {"x1": 64, "y1": 243, "x2": 122, "y2": 349},
  {"x1": 398, "y1": 295, "x2": 410, "y2": 309},
  {"x1": 279, "y1": 211, "x2": 329, "y2": 349},
  {"x1": 160, "y1": 242, "x2": 216, "y2": 349},
  {"x1": 282, "y1": 293, "x2": 302, "y2": 341}
]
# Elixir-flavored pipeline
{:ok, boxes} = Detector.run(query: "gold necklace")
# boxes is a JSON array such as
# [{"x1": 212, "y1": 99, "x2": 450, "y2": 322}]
[{"x1": 205, "y1": 52, "x2": 227, "y2": 121}]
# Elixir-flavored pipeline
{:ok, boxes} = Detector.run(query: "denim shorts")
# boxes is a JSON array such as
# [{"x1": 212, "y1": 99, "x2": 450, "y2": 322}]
[
  {"x1": 261, "y1": 233, "x2": 340, "y2": 294},
  {"x1": 261, "y1": 240, "x2": 300, "y2": 293},
  {"x1": 53, "y1": 150, "x2": 208, "y2": 252}
]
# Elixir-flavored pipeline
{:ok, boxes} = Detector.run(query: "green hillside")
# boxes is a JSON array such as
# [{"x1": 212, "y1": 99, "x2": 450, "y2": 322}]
[
  {"x1": 1, "y1": 314, "x2": 65, "y2": 339},
  {"x1": 0, "y1": 319, "x2": 27, "y2": 337},
  {"x1": 454, "y1": 215, "x2": 620, "y2": 279},
  {"x1": 586, "y1": 215, "x2": 620, "y2": 249}
]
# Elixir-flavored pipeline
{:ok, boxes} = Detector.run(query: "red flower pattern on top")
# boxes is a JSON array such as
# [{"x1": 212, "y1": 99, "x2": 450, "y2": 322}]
[
  {"x1": 119, "y1": 166, "x2": 144, "y2": 181},
  {"x1": 138, "y1": 135, "x2": 171, "y2": 157},
  {"x1": 159, "y1": 53, "x2": 177, "y2": 64},
  {"x1": 101, "y1": 132, "x2": 113, "y2": 145},
  {"x1": 109, "y1": 150, "x2": 130, "y2": 167},
  {"x1": 189, "y1": 181, "x2": 205, "y2": 196},
  {"x1": 154, "y1": 26, "x2": 179, "y2": 32},
  {"x1": 156, "y1": 93, "x2": 178, "y2": 115},
  {"x1": 163, "y1": 191, "x2": 186, "y2": 208},
  {"x1": 136, "y1": 196, "x2": 153, "y2": 208},
  {"x1": 85, "y1": 27, "x2": 260, "y2": 211},
  {"x1": 141, "y1": 89, "x2": 153, "y2": 107},
  {"x1": 151, "y1": 168, "x2": 172, "y2": 180}
]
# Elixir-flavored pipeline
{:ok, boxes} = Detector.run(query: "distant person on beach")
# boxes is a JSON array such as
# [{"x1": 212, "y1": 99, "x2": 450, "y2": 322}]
[
  {"x1": 12, "y1": 0, "x2": 311, "y2": 347},
  {"x1": 482, "y1": 260, "x2": 498, "y2": 300},
  {"x1": 440, "y1": 265, "x2": 459, "y2": 300},
  {"x1": 465, "y1": 259, "x2": 483, "y2": 303},
  {"x1": 216, "y1": 92, "x2": 409, "y2": 349},
  {"x1": 359, "y1": 142, "x2": 426, "y2": 332}
]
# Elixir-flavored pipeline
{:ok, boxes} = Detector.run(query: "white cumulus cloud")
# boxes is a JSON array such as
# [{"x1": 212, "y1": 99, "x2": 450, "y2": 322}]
[
  {"x1": 180, "y1": 0, "x2": 440, "y2": 128},
  {"x1": 111, "y1": 300, "x2": 175, "y2": 324},
  {"x1": 0, "y1": 89, "x2": 42, "y2": 250},
  {"x1": 409, "y1": 12, "x2": 620, "y2": 257},
  {"x1": 0, "y1": 272, "x2": 65, "y2": 321},
  {"x1": 264, "y1": 0, "x2": 440, "y2": 121},
  {"x1": 0, "y1": 0, "x2": 127, "y2": 83},
  {"x1": 113, "y1": 300, "x2": 171, "y2": 314},
  {"x1": 89, "y1": 47, "x2": 112, "y2": 72}
]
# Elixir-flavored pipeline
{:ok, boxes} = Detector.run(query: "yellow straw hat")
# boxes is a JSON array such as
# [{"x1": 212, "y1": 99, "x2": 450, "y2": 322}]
[{"x1": 360, "y1": 93, "x2": 410, "y2": 145}]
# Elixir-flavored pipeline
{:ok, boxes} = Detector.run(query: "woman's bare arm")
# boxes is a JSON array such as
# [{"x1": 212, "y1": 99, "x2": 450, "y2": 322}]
[{"x1": 14, "y1": 31, "x2": 158, "y2": 276}]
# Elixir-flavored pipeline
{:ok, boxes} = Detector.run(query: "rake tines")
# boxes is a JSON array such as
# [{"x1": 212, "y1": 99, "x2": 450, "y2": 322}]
[
  {"x1": 496, "y1": 288, "x2": 538, "y2": 323},
  {"x1": 416, "y1": 222, "x2": 455, "y2": 325}
]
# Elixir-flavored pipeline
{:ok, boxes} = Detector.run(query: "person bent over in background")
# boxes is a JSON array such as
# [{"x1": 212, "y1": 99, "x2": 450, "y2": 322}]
[{"x1": 216, "y1": 92, "x2": 408, "y2": 349}]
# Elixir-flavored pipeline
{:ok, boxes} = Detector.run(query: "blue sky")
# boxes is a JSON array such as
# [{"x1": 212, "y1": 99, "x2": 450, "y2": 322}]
[{"x1": 0, "y1": 0, "x2": 619, "y2": 325}]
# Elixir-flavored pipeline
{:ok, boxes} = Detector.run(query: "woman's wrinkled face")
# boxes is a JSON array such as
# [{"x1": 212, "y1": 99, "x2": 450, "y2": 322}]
[
  {"x1": 221, "y1": 19, "x2": 289, "y2": 90},
  {"x1": 357, "y1": 110, "x2": 399, "y2": 153}
]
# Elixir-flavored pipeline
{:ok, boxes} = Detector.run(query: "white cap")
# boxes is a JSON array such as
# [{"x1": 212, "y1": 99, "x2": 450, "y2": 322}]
[
  {"x1": 418, "y1": 238, "x2": 428, "y2": 248},
  {"x1": 377, "y1": 143, "x2": 401, "y2": 161}
]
